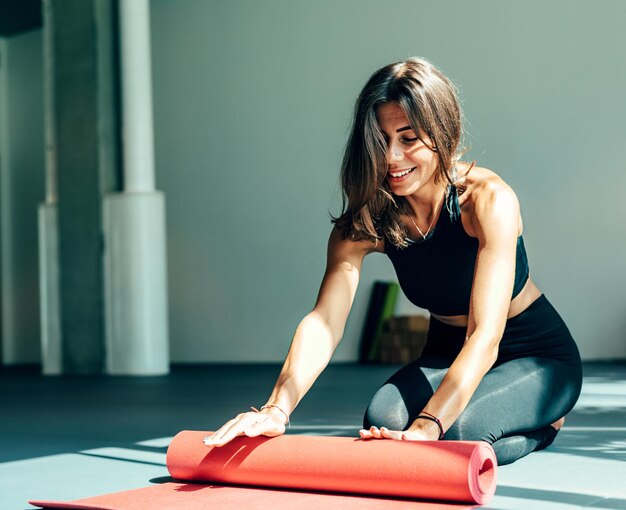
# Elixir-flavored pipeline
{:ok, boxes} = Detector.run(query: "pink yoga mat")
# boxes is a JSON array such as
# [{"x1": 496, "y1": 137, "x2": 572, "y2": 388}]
[{"x1": 30, "y1": 430, "x2": 497, "y2": 509}]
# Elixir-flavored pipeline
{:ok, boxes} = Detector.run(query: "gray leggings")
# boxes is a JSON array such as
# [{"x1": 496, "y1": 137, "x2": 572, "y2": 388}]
[{"x1": 363, "y1": 295, "x2": 583, "y2": 465}]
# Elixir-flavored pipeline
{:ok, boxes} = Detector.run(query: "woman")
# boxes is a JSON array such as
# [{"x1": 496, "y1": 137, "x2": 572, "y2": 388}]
[{"x1": 204, "y1": 57, "x2": 583, "y2": 465}]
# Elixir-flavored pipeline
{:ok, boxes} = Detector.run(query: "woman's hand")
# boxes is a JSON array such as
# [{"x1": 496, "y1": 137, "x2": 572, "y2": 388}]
[
  {"x1": 358, "y1": 423, "x2": 440, "y2": 441},
  {"x1": 203, "y1": 408, "x2": 288, "y2": 447}
]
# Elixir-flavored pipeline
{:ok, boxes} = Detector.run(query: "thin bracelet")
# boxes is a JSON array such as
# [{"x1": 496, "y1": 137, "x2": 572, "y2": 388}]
[
  {"x1": 415, "y1": 414, "x2": 444, "y2": 439},
  {"x1": 419, "y1": 410, "x2": 444, "y2": 433},
  {"x1": 250, "y1": 404, "x2": 291, "y2": 427}
]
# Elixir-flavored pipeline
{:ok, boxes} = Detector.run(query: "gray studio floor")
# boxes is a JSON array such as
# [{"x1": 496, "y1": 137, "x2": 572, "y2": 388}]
[{"x1": 1, "y1": 361, "x2": 625, "y2": 510}]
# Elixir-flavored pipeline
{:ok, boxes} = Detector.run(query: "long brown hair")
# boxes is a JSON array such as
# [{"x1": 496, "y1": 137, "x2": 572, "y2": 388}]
[{"x1": 331, "y1": 57, "x2": 466, "y2": 248}]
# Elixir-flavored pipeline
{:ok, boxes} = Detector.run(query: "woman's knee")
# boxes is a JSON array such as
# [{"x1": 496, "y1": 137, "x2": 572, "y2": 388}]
[
  {"x1": 362, "y1": 384, "x2": 409, "y2": 430},
  {"x1": 443, "y1": 413, "x2": 497, "y2": 444},
  {"x1": 362, "y1": 360, "x2": 445, "y2": 430}
]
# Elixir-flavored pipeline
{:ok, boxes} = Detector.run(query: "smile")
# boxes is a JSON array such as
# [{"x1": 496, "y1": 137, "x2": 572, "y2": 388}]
[{"x1": 388, "y1": 167, "x2": 416, "y2": 180}]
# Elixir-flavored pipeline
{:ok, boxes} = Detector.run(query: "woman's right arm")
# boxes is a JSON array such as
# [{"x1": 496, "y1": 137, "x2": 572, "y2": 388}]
[{"x1": 204, "y1": 226, "x2": 376, "y2": 446}]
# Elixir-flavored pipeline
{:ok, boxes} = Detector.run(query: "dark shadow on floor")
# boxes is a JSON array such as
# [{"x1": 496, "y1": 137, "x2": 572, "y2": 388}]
[{"x1": 1, "y1": 361, "x2": 625, "y2": 467}]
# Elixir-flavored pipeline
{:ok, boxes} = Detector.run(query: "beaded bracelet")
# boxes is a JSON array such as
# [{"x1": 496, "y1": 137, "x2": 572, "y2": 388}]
[
  {"x1": 250, "y1": 404, "x2": 290, "y2": 427},
  {"x1": 415, "y1": 412, "x2": 445, "y2": 439}
]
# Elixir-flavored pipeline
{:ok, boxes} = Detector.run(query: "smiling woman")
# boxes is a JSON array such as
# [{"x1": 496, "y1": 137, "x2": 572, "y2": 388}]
[
  {"x1": 204, "y1": 56, "x2": 583, "y2": 467},
  {"x1": 333, "y1": 58, "x2": 464, "y2": 248}
]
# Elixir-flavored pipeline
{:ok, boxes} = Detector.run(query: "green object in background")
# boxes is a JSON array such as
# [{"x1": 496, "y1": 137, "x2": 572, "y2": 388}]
[
  {"x1": 358, "y1": 281, "x2": 389, "y2": 363},
  {"x1": 368, "y1": 282, "x2": 400, "y2": 362}
]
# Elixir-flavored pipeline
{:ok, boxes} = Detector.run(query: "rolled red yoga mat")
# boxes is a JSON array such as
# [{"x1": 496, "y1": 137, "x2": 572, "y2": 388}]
[
  {"x1": 169, "y1": 430, "x2": 497, "y2": 504},
  {"x1": 29, "y1": 431, "x2": 497, "y2": 509}
]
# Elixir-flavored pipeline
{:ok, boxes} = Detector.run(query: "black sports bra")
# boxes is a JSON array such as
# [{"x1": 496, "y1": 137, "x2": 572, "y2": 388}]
[{"x1": 384, "y1": 184, "x2": 529, "y2": 316}]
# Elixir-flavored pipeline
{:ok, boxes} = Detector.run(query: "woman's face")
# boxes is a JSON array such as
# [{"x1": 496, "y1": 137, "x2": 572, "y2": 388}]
[{"x1": 375, "y1": 102, "x2": 439, "y2": 196}]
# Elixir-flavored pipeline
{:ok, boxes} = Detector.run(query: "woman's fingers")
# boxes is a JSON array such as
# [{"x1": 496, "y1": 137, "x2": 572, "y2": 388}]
[
  {"x1": 203, "y1": 416, "x2": 240, "y2": 445},
  {"x1": 204, "y1": 414, "x2": 254, "y2": 446},
  {"x1": 370, "y1": 426, "x2": 383, "y2": 438},
  {"x1": 204, "y1": 411, "x2": 286, "y2": 447},
  {"x1": 359, "y1": 426, "x2": 383, "y2": 439},
  {"x1": 359, "y1": 426, "x2": 405, "y2": 441},
  {"x1": 380, "y1": 427, "x2": 403, "y2": 440},
  {"x1": 359, "y1": 429, "x2": 372, "y2": 439},
  {"x1": 204, "y1": 424, "x2": 243, "y2": 447}
]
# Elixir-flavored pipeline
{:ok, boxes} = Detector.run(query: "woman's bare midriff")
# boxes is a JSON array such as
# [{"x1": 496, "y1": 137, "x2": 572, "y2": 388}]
[{"x1": 430, "y1": 278, "x2": 543, "y2": 328}]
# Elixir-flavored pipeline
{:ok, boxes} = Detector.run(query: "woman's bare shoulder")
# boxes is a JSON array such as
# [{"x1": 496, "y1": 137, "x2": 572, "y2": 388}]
[
  {"x1": 457, "y1": 162, "x2": 516, "y2": 207},
  {"x1": 457, "y1": 162, "x2": 522, "y2": 236},
  {"x1": 457, "y1": 162, "x2": 504, "y2": 186}
]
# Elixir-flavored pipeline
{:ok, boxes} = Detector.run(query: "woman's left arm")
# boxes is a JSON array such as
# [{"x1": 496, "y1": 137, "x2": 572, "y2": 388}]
[
  {"x1": 414, "y1": 181, "x2": 521, "y2": 437},
  {"x1": 363, "y1": 180, "x2": 521, "y2": 441}
]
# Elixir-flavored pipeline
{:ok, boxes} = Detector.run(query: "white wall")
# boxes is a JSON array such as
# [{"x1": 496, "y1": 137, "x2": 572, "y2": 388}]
[
  {"x1": 150, "y1": 0, "x2": 626, "y2": 362},
  {"x1": 0, "y1": 30, "x2": 45, "y2": 363},
  {"x1": 3, "y1": 2, "x2": 624, "y2": 364}
]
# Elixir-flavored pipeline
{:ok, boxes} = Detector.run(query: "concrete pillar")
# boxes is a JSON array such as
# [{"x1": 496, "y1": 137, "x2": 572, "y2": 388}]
[
  {"x1": 42, "y1": 0, "x2": 120, "y2": 374},
  {"x1": 39, "y1": 0, "x2": 61, "y2": 375},
  {"x1": 39, "y1": 0, "x2": 167, "y2": 375}
]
